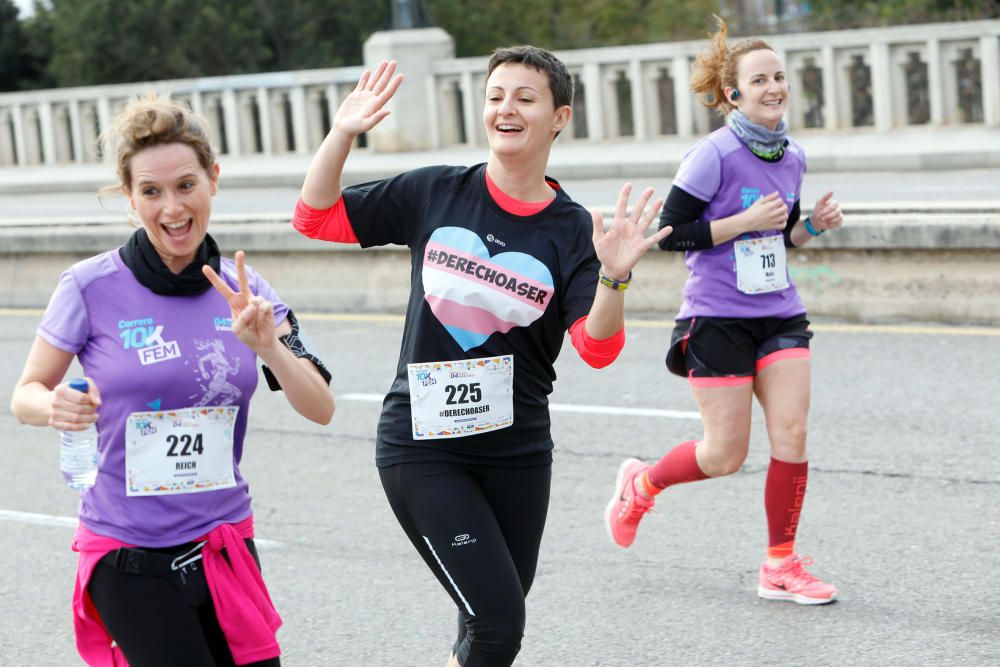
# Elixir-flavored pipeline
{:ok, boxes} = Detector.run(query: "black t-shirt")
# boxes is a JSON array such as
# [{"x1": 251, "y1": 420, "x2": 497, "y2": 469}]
[{"x1": 343, "y1": 164, "x2": 599, "y2": 466}]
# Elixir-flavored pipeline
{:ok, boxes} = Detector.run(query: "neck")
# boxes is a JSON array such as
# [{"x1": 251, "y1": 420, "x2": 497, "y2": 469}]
[{"x1": 486, "y1": 153, "x2": 553, "y2": 201}]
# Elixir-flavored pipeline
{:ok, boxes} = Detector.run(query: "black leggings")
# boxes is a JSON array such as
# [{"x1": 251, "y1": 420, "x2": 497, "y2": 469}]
[
  {"x1": 87, "y1": 539, "x2": 280, "y2": 667},
  {"x1": 379, "y1": 460, "x2": 551, "y2": 667}
]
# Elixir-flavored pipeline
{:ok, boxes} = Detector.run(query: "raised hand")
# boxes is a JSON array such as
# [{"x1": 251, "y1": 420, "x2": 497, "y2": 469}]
[
  {"x1": 590, "y1": 183, "x2": 670, "y2": 281},
  {"x1": 810, "y1": 191, "x2": 844, "y2": 232},
  {"x1": 743, "y1": 191, "x2": 789, "y2": 231},
  {"x1": 333, "y1": 61, "x2": 405, "y2": 138},
  {"x1": 202, "y1": 251, "x2": 276, "y2": 354}
]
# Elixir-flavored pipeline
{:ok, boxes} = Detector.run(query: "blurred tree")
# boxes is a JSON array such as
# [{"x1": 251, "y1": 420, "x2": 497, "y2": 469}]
[
  {"x1": 0, "y1": 0, "x2": 25, "y2": 90},
  {"x1": 805, "y1": 0, "x2": 998, "y2": 30},
  {"x1": 10, "y1": 0, "x2": 999, "y2": 89},
  {"x1": 0, "y1": 0, "x2": 53, "y2": 91},
  {"x1": 424, "y1": 0, "x2": 718, "y2": 57}
]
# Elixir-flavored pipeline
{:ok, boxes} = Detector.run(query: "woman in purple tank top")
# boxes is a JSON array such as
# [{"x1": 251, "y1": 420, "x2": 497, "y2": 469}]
[{"x1": 604, "y1": 16, "x2": 845, "y2": 605}]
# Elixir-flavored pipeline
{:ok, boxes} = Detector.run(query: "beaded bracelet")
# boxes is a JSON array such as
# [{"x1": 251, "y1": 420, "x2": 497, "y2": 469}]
[
  {"x1": 804, "y1": 216, "x2": 825, "y2": 237},
  {"x1": 599, "y1": 271, "x2": 632, "y2": 291}
]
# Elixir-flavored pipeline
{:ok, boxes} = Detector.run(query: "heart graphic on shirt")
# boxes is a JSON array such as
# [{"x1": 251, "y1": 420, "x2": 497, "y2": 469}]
[{"x1": 422, "y1": 227, "x2": 554, "y2": 351}]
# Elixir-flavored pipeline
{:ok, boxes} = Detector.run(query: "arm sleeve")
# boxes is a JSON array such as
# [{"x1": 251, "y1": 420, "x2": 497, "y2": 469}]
[
  {"x1": 569, "y1": 316, "x2": 625, "y2": 369},
  {"x1": 658, "y1": 186, "x2": 712, "y2": 251},
  {"x1": 260, "y1": 310, "x2": 332, "y2": 391},
  {"x1": 292, "y1": 197, "x2": 359, "y2": 244},
  {"x1": 37, "y1": 269, "x2": 89, "y2": 353},
  {"x1": 783, "y1": 200, "x2": 802, "y2": 248}
]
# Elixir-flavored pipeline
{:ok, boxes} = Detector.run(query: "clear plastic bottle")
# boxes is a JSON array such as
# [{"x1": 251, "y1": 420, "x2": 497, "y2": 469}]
[{"x1": 60, "y1": 378, "x2": 98, "y2": 490}]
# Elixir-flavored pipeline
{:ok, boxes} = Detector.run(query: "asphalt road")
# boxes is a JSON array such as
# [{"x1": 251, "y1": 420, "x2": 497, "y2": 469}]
[
  {"x1": 1, "y1": 312, "x2": 998, "y2": 666},
  {"x1": 2, "y1": 168, "x2": 999, "y2": 221}
]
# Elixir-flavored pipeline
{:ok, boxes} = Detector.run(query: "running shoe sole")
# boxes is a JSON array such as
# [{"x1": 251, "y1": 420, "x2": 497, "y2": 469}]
[{"x1": 757, "y1": 586, "x2": 838, "y2": 605}]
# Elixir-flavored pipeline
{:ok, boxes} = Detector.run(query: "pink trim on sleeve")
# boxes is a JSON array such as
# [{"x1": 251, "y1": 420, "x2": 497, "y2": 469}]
[
  {"x1": 292, "y1": 197, "x2": 359, "y2": 243},
  {"x1": 71, "y1": 516, "x2": 281, "y2": 666},
  {"x1": 569, "y1": 315, "x2": 625, "y2": 369}
]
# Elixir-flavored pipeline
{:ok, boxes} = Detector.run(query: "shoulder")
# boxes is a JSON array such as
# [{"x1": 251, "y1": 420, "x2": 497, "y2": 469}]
[
  {"x1": 66, "y1": 249, "x2": 124, "y2": 290},
  {"x1": 704, "y1": 126, "x2": 744, "y2": 158},
  {"x1": 785, "y1": 137, "x2": 807, "y2": 164}
]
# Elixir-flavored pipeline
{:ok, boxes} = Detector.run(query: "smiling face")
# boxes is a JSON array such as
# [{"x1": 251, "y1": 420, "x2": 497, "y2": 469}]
[
  {"x1": 483, "y1": 62, "x2": 570, "y2": 161},
  {"x1": 127, "y1": 143, "x2": 219, "y2": 273},
  {"x1": 728, "y1": 49, "x2": 788, "y2": 130}
]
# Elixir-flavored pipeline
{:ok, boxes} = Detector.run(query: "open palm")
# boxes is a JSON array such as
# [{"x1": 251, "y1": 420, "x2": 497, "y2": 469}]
[
  {"x1": 591, "y1": 184, "x2": 670, "y2": 279},
  {"x1": 334, "y1": 61, "x2": 405, "y2": 137}
]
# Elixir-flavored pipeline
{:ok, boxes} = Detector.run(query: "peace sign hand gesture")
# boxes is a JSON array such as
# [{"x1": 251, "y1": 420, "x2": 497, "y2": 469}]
[
  {"x1": 202, "y1": 251, "x2": 276, "y2": 354},
  {"x1": 590, "y1": 184, "x2": 671, "y2": 281},
  {"x1": 333, "y1": 60, "x2": 405, "y2": 138}
]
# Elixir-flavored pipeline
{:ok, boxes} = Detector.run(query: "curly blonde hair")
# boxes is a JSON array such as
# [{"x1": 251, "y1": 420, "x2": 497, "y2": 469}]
[
  {"x1": 101, "y1": 94, "x2": 216, "y2": 192},
  {"x1": 690, "y1": 16, "x2": 773, "y2": 117}
]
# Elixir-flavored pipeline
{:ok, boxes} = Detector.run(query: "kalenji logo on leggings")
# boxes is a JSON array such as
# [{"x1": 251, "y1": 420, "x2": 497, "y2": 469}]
[{"x1": 451, "y1": 533, "x2": 477, "y2": 547}]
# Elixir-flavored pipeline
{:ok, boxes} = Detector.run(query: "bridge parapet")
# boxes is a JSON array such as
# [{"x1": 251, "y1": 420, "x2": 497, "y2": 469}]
[{"x1": 0, "y1": 20, "x2": 997, "y2": 166}]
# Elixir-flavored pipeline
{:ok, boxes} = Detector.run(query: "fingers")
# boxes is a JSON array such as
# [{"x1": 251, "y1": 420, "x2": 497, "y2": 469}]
[
  {"x1": 637, "y1": 196, "x2": 664, "y2": 233},
  {"x1": 590, "y1": 209, "x2": 605, "y2": 243},
  {"x1": 51, "y1": 382, "x2": 99, "y2": 428},
  {"x1": 367, "y1": 61, "x2": 388, "y2": 92},
  {"x1": 83, "y1": 376, "x2": 103, "y2": 407},
  {"x1": 355, "y1": 68, "x2": 371, "y2": 92},
  {"x1": 818, "y1": 191, "x2": 834, "y2": 205},
  {"x1": 235, "y1": 250, "x2": 250, "y2": 296},
  {"x1": 649, "y1": 224, "x2": 673, "y2": 246},
  {"x1": 371, "y1": 61, "x2": 397, "y2": 95},
  {"x1": 614, "y1": 183, "x2": 632, "y2": 222},
  {"x1": 629, "y1": 187, "x2": 655, "y2": 224},
  {"x1": 202, "y1": 264, "x2": 235, "y2": 300},
  {"x1": 256, "y1": 298, "x2": 274, "y2": 334},
  {"x1": 375, "y1": 73, "x2": 405, "y2": 107}
]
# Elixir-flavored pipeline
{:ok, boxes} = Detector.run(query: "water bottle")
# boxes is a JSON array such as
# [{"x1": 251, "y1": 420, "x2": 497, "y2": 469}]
[{"x1": 60, "y1": 378, "x2": 98, "y2": 490}]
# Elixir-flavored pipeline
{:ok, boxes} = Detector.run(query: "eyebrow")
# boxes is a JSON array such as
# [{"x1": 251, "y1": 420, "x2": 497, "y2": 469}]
[
  {"x1": 486, "y1": 86, "x2": 540, "y2": 93},
  {"x1": 136, "y1": 173, "x2": 199, "y2": 187}
]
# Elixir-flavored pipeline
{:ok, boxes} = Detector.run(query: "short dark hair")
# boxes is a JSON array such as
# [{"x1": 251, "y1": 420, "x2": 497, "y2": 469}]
[{"x1": 487, "y1": 45, "x2": 574, "y2": 110}]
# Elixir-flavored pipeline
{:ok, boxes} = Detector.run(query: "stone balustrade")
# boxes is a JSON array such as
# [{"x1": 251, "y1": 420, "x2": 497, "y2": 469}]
[{"x1": 0, "y1": 19, "x2": 997, "y2": 166}]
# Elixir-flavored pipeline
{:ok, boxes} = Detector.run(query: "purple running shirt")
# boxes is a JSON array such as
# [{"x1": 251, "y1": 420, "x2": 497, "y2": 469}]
[
  {"x1": 672, "y1": 126, "x2": 807, "y2": 319},
  {"x1": 38, "y1": 249, "x2": 288, "y2": 547}
]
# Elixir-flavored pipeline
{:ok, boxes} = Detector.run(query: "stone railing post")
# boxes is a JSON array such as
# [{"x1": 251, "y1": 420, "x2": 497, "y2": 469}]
[
  {"x1": 363, "y1": 27, "x2": 455, "y2": 151},
  {"x1": 870, "y1": 41, "x2": 893, "y2": 130},
  {"x1": 981, "y1": 35, "x2": 1000, "y2": 126}
]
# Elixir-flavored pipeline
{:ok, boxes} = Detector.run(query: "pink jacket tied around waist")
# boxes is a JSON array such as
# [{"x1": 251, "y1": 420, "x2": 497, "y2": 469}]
[{"x1": 72, "y1": 516, "x2": 282, "y2": 666}]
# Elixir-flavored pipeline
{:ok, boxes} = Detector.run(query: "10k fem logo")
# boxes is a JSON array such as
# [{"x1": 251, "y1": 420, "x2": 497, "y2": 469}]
[{"x1": 118, "y1": 318, "x2": 181, "y2": 366}]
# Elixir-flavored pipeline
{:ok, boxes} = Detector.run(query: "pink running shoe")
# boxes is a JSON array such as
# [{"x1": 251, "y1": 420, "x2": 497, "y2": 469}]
[
  {"x1": 757, "y1": 555, "x2": 838, "y2": 605},
  {"x1": 605, "y1": 458, "x2": 654, "y2": 547}
]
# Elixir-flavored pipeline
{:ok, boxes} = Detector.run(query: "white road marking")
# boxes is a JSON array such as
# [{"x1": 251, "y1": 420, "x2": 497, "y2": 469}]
[
  {"x1": 340, "y1": 393, "x2": 701, "y2": 420},
  {"x1": 0, "y1": 509, "x2": 282, "y2": 547}
]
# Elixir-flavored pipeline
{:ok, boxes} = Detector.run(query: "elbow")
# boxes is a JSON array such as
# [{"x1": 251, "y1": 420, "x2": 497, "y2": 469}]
[
  {"x1": 584, "y1": 352, "x2": 620, "y2": 370},
  {"x1": 311, "y1": 396, "x2": 335, "y2": 426}
]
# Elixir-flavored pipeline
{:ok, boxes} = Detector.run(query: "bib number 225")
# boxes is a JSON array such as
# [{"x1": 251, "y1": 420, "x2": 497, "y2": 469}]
[{"x1": 444, "y1": 382, "x2": 482, "y2": 405}]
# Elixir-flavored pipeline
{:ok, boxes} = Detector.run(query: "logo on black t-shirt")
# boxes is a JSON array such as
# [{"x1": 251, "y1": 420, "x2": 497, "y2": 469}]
[{"x1": 421, "y1": 227, "x2": 554, "y2": 351}]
